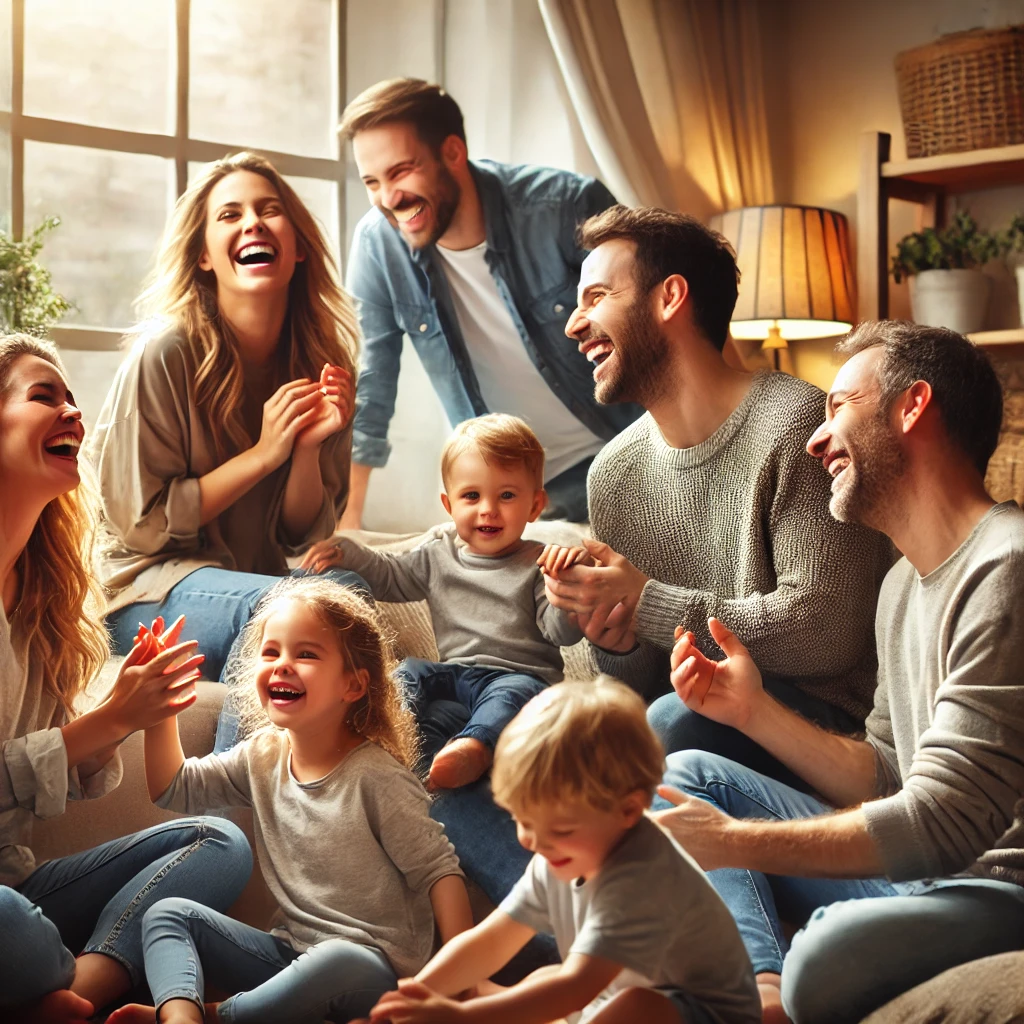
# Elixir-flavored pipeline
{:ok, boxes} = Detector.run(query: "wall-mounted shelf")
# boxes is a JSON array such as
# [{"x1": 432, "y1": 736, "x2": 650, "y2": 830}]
[
  {"x1": 968, "y1": 327, "x2": 1024, "y2": 349},
  {"x1": 858, "y1": 132, "x2": 1024, "y2": 322}
]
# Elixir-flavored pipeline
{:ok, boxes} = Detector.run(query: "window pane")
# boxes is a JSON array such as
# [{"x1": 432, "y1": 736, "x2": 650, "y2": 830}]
[
  {"x1": 190, "y1": 0, "x2": 337, "y2": 159},
  {"x1": 0, "y1": 128, "x2": 9, "y2": 234},
  {"x1": 0, "y1": 0, "x2": 11, "y2": 111},
  {"x1": 24, "y1": 142, "x2": 173, "y2": 328},
  {"x1": 188, "y1": 161, "x2": 340, "y2": 264},
  {"x1": 24, "y1": 0, "x2": 173, "y2": 133}
]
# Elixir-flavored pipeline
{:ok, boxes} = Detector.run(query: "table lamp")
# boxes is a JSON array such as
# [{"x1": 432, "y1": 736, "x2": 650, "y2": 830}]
[{"x1": 710, "y1": 205, "x2": 856, "y2": 370}]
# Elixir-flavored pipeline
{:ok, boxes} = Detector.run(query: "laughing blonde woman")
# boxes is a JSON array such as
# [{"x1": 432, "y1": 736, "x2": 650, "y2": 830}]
[
  {"x1": 88, "y1": 153, "x2": 366, "y2": 749},
  {"x1": 0, "y1": 334, "x2": 251, "y2": 1024}
]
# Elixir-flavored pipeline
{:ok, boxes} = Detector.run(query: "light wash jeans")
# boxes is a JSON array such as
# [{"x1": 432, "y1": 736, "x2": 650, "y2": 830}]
[
  {"x1": 105, "y1": 566, "x2": 369, "y2": 753},
  {"x1": 0, "y1": 817, "x2": 251, "y2": 1009},
  {"x1": 659, "y1": 751, "x2": 1024, "y2": 1024},
  {"x1": 142, "y1": 897, "x2": 396, "y2": 1023},
  {"x1": 647, "y1": 676, "x2": 861, "y2": 793}
]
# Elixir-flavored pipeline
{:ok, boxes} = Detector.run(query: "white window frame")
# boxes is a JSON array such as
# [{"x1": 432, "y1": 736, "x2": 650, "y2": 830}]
[{"x1": 0, "y1": 0, "x2": 348, "y2": 351}]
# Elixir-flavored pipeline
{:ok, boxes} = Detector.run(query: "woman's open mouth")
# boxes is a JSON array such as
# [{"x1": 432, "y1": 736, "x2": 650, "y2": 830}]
[
  {"x1": 43, "y1": 432, "x2": 81, "y2": 460},
  {"x1": 235, "y1": 243, "x2": 278, "y2": 267}
]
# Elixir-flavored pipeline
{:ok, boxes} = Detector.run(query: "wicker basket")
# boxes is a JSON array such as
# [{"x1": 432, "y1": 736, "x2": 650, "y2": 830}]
[{"x1": 895, "y1": 26, "x2": 1024, "y2": 158}]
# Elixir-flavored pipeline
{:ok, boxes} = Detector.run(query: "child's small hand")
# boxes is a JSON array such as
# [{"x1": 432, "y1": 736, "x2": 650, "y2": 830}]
[
  {"x1": 299, "y1": 538, "x2": 345, "y2": 574},
  {"x1": 107, "y1": 637, "x2": 204, "y2": 736},
  {"x1": 536, "y1": 543, "x2": 594, "y2": 577},
  {"x1": 370, "y1": 979, "x2": 467, "y2": 1023}
]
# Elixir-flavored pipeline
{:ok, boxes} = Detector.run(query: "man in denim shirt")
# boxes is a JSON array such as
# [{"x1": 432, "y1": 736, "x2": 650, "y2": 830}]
[{"x1": 338, "y1": 78, "x2": 640, "y2": 525}]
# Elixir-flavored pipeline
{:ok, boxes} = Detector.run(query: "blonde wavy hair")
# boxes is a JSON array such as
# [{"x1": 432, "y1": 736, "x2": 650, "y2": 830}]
[
  {"x1": 134, "y1": 151, "x2": 360, "y2": 457},
  {"x1": 0, "y1": 334, "x2": 109, "y2": 718},
  {"x1": 228, "y1": 576, "x2": 419, "y2": 770}
]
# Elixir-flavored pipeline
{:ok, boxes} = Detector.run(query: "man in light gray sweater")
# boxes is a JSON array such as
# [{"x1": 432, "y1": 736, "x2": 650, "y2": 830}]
[
  {"x1": 655, "y1": 320, "x2": 1024, "y2": 1024},
  {"x1": 543, "y1": 206, "x2": 893, "y2": 787}
]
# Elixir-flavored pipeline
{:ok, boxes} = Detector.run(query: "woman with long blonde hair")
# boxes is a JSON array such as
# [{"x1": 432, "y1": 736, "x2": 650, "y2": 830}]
[
  {"x1": 0, "y1": 334, "x2": 251, "y2": 1024},
  {"x1": 88, "y1": 152, "x2": 367, "y2": 749}
]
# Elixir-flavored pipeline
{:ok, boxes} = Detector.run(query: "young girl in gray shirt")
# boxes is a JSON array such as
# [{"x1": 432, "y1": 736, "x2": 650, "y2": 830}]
[{"x1": 109, "y1": 577, "x2": 471, "y2": 1024}]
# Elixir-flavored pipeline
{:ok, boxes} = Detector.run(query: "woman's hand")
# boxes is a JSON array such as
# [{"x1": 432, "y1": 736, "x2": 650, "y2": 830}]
[
  {"x1": 294, "y1": 363, "x2": 355, "y2": 451},
  {"x1": 669, "y1": 617, "x2": 763, "y2": 731},
  {"x1": 298, "y1": 538, "x2": 345, "y2": 574},
  {"x1": 103, "y1": 636, "x2": 204, "y2": 738},
  {"x1": 251, "y1": 378, "x2": 323, "y2": 472}
]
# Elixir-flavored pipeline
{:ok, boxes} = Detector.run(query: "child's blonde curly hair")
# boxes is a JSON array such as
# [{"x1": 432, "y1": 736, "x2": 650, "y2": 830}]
[{"x1": 226, "y1": 576, "x2": 419, "y2": 770}]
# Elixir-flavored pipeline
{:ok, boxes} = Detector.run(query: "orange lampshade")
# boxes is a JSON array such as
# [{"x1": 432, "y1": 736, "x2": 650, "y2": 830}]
[{"x1": 710, "y1": 205, "x2": 856, "y2": 342}]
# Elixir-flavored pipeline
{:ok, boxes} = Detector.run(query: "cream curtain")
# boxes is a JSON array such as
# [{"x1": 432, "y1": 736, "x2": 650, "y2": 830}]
[{"x1": 538, "y1": 0, "x2": 775, "y2": 218}]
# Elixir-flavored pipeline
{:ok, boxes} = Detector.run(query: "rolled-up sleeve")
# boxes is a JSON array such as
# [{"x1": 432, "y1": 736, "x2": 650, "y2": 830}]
[
  {"x1": 347, "y1": 220, "x2": 406, "y2": 469},
  {"x1": 2, "y1": 728, "x2": 71, "y2": 819}
]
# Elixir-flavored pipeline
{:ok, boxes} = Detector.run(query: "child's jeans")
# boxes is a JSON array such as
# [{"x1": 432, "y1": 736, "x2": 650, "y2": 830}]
[
  {"x1": 395, "y1": 657, "x2": 548, "y2": 764},
  {"x1": 142, "y1": 898, "x2": 396, "y2": 1023},
  {"x1": 0, "y1": 817, "x2": 251, "y2": 1008}
]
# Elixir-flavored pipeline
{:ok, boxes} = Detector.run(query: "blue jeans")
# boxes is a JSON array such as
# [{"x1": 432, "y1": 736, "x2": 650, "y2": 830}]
[
  {"x1": 647, "y1": 676, "x2": 860, "y2": 792},
  {"x1": 0, "y1": 817, "x2": 251, "y2": 1008},
  {"x1": 396, "y1": 657, "x2": 548, "y2": 765},
  {"x1": 660, "y1": 751, "x2": 1024, "y2": 1024},
  {"x1": 142, "y1": 897, "x2": 396, "y2": 1023},
  {"x1": 106, "y1": 566, "x2": 369, "y2": 753}
]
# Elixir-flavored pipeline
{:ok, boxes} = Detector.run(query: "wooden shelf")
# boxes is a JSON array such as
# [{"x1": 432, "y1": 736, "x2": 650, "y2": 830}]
[
  {"x1": 968, "y1": 327, "x2": 1024, "y2": 347},
  {"x1": 882, "y1": 143, "x2": 1024, "y2": 192}
]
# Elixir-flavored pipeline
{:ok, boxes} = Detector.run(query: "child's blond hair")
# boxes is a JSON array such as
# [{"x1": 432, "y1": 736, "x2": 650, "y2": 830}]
[
  {"x1": 492, "y1": 677, "x2": 665, "y2": 814},
  {"x1": 227, "y1": 576, "x2": 419, "y2": 769},
  {"x1": 440, "y1": 413, "x2": 545, "y2": 490}
]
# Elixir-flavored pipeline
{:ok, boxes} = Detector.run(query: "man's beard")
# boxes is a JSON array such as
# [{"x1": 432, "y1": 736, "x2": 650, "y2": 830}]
[
  {"x1": 595, "y1": 294, "x2": 669, "y2": 407},
  {"x1": 830, "y1": 409, "x2": 906, "y2": 527},
  {"x1": 389, "y1": 165, "x2": 461, "y2": 251}
]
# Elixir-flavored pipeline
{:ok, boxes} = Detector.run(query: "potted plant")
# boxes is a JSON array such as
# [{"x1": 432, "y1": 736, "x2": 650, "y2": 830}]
[
  {"x1": 1003, "y1": 212, "x2": 1024, "y2": 327},
  {"x1": 890, "y1": 210, "x2": 1000, "y2": 334},
  {"x1": 0, "y1": 216, "x2": 72, "y2": 335}
]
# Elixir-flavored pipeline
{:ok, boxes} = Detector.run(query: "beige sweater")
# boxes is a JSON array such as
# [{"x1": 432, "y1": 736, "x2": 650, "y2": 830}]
[
  {"x1": 0, "y1": 605, "x2": 122, "y2": 886},
  {"x1": 86, "y1": 325, "x2": 352, "y2": 612}
]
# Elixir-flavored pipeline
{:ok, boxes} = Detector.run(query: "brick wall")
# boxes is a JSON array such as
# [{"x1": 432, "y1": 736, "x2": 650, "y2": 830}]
[{"x1": 986, "y1": 354, "x2": 1024, "y2": 506}]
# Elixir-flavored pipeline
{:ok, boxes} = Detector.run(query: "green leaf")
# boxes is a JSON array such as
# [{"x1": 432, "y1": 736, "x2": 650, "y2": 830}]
[{"x1": 0, "y1": 218, "x2": 74, "y2": 335}]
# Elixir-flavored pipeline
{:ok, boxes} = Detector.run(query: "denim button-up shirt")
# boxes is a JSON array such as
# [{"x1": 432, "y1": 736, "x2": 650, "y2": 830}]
[{"x1": 346, "y1": 159, "x2": 642, "y2": 467}]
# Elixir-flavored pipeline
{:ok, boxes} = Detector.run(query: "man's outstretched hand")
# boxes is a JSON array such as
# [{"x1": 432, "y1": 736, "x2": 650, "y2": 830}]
[{"x1": 669, "y1": 617, "x2": 763, "y2": 730}]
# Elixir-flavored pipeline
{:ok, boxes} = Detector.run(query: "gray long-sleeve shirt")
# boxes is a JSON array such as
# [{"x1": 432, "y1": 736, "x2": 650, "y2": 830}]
[
  {"x1": 157, "y1": 733, "x2": 462, "y2": 976},
  {"x1": 336, "y1": 526, "x2": 582, "y2": 682},
  {"x1": 586, "y1": 372, "x2": 894, "y2": 718},
  {"x1": 862, "y1": 502, "x2": 1024, "y2": 885}
]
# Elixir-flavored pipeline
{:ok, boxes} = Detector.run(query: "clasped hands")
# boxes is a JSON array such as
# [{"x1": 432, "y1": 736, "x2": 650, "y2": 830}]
[
  {"x1": 254, "y1": 363, "x2": 354, "y2": 472},
  {"x1": 536, "y1": 538, "x2": 648, "y2": 653}
]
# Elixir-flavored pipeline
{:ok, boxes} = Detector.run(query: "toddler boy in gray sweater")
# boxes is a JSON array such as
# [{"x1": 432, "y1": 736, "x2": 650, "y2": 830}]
[{"x1": 317, "y1": 414, "x2": 582, "y2": 789}]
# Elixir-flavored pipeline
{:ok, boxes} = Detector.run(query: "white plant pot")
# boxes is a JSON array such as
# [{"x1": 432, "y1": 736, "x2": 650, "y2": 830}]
[
  {"x1": 908, "y1": 268, "x2": 991, "y2": 335},
  {"x1": 1016, "y1": 265, "x2": 1024, "y2": 327}
]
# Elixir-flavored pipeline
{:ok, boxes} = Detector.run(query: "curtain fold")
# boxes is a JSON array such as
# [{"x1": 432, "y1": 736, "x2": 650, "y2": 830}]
[{"x1": 539, "y1": 0, "x2": 775, "y2": 217}]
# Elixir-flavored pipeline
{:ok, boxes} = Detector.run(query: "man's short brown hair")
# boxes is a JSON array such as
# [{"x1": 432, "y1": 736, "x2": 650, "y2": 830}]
[
  {"x1": 836, "y1": 319, "x2": 1004, "y2": 476},
  {"x1": 338, "y1": 78, "x2": 465, "y2": 151},
  {"x1": 579, "y1": 205, "x2": 739, "y2": 352},
  {"x1": 440, "y1": 413, "x2": 545, "y2": 490}
]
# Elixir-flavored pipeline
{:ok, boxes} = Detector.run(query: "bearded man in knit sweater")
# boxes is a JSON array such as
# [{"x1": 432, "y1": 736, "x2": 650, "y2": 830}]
[
  {"x1": 653, "y1": 320, "x2": 1024, "y2": 1024},
  {"x1": 543, "y1": 206, "x2": 893, "y2": 786}
]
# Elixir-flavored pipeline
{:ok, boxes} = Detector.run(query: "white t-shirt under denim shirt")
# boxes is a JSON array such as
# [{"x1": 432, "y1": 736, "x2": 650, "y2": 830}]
[
  {"x1": 500, "y1": 815, "x2": 760, "y2": 1024},
  {"x1": 435, "y1": 241, "x2": 603, "y2": 481}
]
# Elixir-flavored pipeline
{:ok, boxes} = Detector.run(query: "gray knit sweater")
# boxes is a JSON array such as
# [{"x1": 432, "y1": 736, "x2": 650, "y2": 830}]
[{"x1": 587, "y1": 372, "x2": 894, "y2": 721}]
